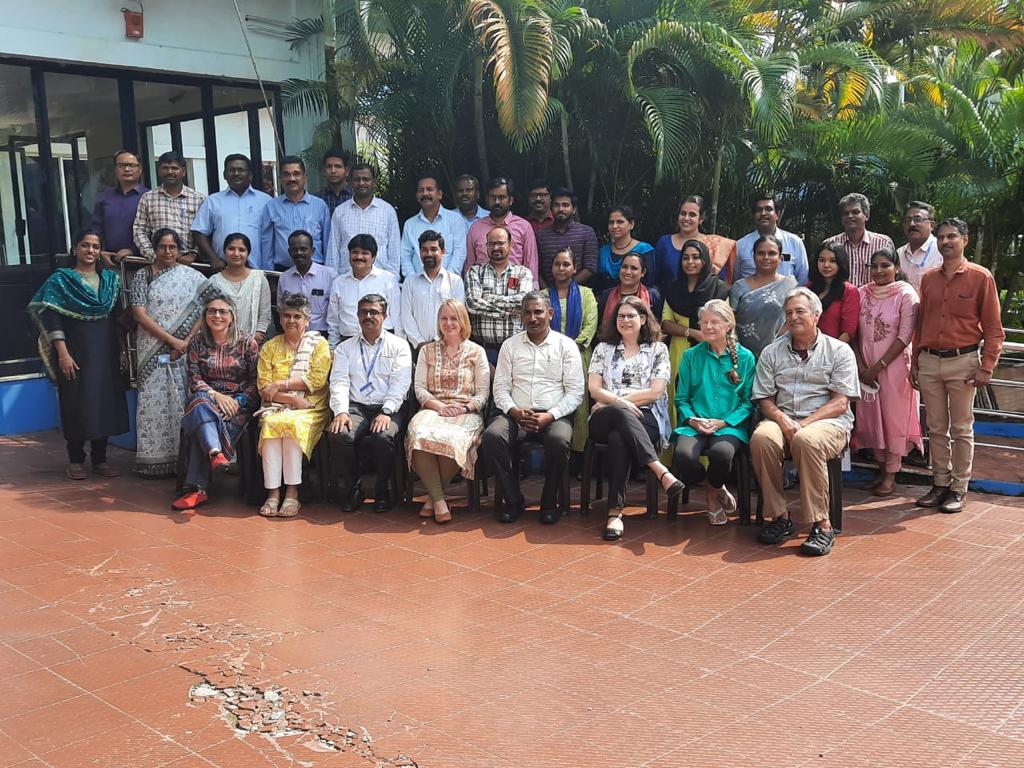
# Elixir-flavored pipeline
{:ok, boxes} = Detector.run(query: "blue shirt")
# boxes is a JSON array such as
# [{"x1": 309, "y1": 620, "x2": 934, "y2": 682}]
[
  {"x1": 400, "y1": 207, "x2": 469, "y2": 278},
  {"x1": 734, "y1": 227, "x2": 808, "y2": 284},
  {"x1": 258, "y1": 192, "x2": 332, "y2": 271},
  {"x1": 191, "y1": 186, "x2": 271, "y2": 266},
  {"x1": 460, "y1": 205, "x2": 490, "y2": 225}
]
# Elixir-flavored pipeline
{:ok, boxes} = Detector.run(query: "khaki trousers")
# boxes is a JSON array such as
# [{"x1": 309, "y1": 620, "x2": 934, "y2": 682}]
[
  {"x1": 751, "y1": 420, "x2": 848, "y2": 524},
  {"x1": 917, "y1": 351, "x2": 979, "y2": 493}
]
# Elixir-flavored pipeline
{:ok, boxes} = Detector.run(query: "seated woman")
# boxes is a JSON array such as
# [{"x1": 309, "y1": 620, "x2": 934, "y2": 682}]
[
  {"x1": 654, "y1": 195, "x2": 738, "y2": 287},
  {"x1": 203, "y1": 233, "x2": 272, "y2": 343},
  {"x1": 588, "y1": 296, "x2": 683, "y2": 541},
  {"x1": 809, "y1": 243, "x2": 859, "y2": 344},
  {"x1": 28, "y1": 228, "x2": 128, "y2": 480},
  {"x1": 597, "y1": 251, "x2": 663, "y2": 330},
  {"x1": 405, "y1": 300, "x2": 490, "y2": 524},
  {"x1": 853, "y1": 248, "x2": 923, "y2": 496},
  {"x1": 595, "y1": 205, "x2": 655, "y2": 293},
  {"x1": 661, "y1": 238, "x2": 730, "y2": 427},
  {"x1": 672, "y1": 300, "x2": 755, "y2": 525},
  {"x1": 172, "y1": 293, "x2": 260, "y2": 511},
  {"x1": 256, "y1": 293, "x2": 332, "y2": 518},
  {"x1": 130, "y1": 228, "x2": 206, "y2": 477},
  {"x1": 729, "y1": 234, "x2": 798, "y2": 358}
]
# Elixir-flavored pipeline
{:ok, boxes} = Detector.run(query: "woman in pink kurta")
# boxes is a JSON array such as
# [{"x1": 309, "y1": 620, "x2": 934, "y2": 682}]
[{"x1": 853, "y1": 248, "x2": 923, "y2": 495}]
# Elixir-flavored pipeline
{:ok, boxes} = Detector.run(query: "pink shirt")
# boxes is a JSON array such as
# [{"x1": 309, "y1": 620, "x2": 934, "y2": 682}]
[{"x1": 465, "y1": 212, "x2": 539, "y2": 283}]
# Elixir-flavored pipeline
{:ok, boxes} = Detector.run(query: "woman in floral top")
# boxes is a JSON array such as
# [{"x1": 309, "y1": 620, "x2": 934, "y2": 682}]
[
  {"x1": 588, "y1": 295, "x2": 684, "y2": 541},
  {"x1": 172, "y1": 292, "x2": 259, "y2": 510}
]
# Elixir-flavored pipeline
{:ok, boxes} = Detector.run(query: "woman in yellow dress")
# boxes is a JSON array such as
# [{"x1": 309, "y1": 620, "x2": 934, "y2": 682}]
[{"x1": 255, "y1": 293, "x2": 332, "y2": 518}]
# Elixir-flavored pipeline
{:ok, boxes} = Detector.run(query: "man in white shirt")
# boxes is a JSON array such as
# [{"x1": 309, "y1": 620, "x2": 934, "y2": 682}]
[
  {"x1": 400, "y1": 229, "x2": 466, "y2": 351},
  {"x1": 483, "y1": 292, "x2": 584, "y2": 525},
  {"x1": 399, "y1": 173, "x2": 468, "y2": 278},
  {"x1": 896, "y1": 201, "x2": 939, "y2": 293},
  {"x1": 326, "y1": 162, "x2": 401, "y2": 275},
  {"x1": 734, "y1": 195, "x2": 808, "y2": 283},
  {"x1": 326, "y1": 233, "x2": 400, "y2": 347},
  {"x1": 327, "y1": 294, "x2": 412, "y2": 513}
]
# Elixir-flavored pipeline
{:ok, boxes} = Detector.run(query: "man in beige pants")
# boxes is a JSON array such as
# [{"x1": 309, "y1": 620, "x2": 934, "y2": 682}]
[
  {"x1": 751, "y1": 288, "x2": 860, "y2": 556},
  {"x1": 911, "y1": 218, "x2": 1004, "y2": 513}
]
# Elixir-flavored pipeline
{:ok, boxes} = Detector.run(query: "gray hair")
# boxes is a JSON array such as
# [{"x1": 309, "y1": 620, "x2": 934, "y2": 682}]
[
  {"x1": 784, "y1": 287, "x2": 823, "y2": 317},
  {"x1": 279, "y1": 291, "x2": 312, "y2": 318},
  {"x1": 201, "y1": 290, "x2": 241, "y2": 346},
  {"x1": 522, "y1": 290, "x2": 551, "y2": 310},
  {"x1": 838, "y1": 192, "x2": 870, "y2": 216}
]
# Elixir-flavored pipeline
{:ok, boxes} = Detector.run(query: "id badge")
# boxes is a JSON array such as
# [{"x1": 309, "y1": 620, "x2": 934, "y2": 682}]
[{"x1": 359, "y1": 381, "x2": 375, "y2": 395}]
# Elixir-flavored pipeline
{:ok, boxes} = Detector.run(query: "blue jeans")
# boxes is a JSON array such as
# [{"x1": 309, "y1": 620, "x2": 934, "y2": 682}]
[{"x1": 184, "y1": 421, "x2": 222, "y2": 491}]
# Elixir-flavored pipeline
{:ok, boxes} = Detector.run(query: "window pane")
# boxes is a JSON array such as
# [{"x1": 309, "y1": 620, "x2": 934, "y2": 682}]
[{"x1": 133, "y1": 81, "x2": 203, "y2": 191}]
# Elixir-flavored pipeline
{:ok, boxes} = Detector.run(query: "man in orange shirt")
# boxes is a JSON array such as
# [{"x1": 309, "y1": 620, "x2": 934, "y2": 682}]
[{"x1": 911, "y1": 218, "x2": 1004, "y2": 513}]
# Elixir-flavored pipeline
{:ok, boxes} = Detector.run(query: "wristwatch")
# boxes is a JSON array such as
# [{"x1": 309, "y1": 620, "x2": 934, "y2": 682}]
[{"x1": 382, "y1": 407, "x2": 394, "y2": 417}]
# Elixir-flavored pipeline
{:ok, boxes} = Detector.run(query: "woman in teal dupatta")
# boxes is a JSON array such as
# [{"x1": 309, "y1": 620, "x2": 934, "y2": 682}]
[{"x1": 28, "y1": 229, "x2": 128, "y2": 479}]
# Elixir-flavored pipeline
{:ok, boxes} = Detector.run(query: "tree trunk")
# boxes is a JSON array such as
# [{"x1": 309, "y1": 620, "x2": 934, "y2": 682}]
[
  {"x1": 709, "y1": 140, "x2": 725, "y2": 234},
  {"x1": 323, "y1": 1, "x2": 341, "y2": 148},
  {"x1": 975, "y1": 211, "x2": 986, "y2": 267},
  {"x1": 586, "y1": 162, "x2": 597, "y2": 216},
  {"x1": 473, "y1": 54, "x2": 490, "y2": 181},
  {"x1": 560, "y1": 106, "x2": 572, "y2": 188}
]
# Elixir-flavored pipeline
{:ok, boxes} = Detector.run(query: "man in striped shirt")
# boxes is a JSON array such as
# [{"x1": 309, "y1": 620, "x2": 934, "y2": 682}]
[
  {"x1": 535, "y1": 188, "x2": 598, "y2": 286},
  {"x1": 327, "y1": 162, "x2": 401, "y2": 276},
  {"x1": 823, "y1": 193, "x2": 894, "y2": 286}
]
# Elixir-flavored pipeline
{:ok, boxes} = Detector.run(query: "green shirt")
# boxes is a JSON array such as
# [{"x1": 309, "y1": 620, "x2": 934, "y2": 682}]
[{"x1": 674, "y1": 340, "x2": 756, "y2": 442}]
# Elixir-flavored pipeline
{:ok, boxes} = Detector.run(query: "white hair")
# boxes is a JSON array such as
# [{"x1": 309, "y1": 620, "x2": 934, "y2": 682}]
[{"x1": 784, "y1": 287, "x2": 823, "y2": 317}]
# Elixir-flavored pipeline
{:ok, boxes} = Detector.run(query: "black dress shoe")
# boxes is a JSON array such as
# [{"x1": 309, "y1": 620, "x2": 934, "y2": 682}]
[
  {"x1": 373, "y1": 495, "x2": 394, "y2": 513},
  {"x1": 498, "y1": 500, "x2": 524, "y2": 523},
  {"x1": 915, "y1": 485, "x2": 950, "y2": 508},
  {"x1": 939, "y1": 491, "x2": 966, "y2": 514},
  {"x1": 538, "y1": 508, "x2": 559, "y2": 525},
  {"x1": 341, "y1": 484, "x2": 364, "y2": 513}
]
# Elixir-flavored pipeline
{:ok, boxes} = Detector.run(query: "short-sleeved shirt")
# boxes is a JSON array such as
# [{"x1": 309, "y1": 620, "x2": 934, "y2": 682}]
[
  {"x1": 535, "y1": 221, "x2": 600, "y2": 285},
  {"x1": 752, "y1": 331, "x2": 860, "y2": 431},
  {"x1": 589, "y1": 341, "x2": 670, "y2": 395},
  {"x1": 734, "y1": 228, "x2": 809, "y2": 284},
  {"x1": 277, "y1": 262, "x2": 337, "y2": 332},
  {"x1": 823, "y1": 229, "x2": 895, "y2": 286}
]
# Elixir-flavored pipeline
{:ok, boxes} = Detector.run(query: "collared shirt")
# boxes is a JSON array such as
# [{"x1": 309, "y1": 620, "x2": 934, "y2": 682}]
[
  {"x1": 329, "y1": 331, "x2": 412, "y2": 415},
  {"x1": 277, "y1": 262, "x2": 338, "y2": 331},
  {"x1": 753, "y1": 331, "x2": 860, "y2": 432},
  {"x1": 317, "y1": 185, "x2": 352, "y2": 214},
  {"x1": 326, "y1": 266, "x2": 401, "y2": 347},
  {"x1": 823, "y1": 229, "x2": 895, "y2": 286},
  {"x1": 734, "y1": 227, "x2": 809, "y2": 283},
  {"x1": 459, "y1": 205, "x2": 490, "y2": 225},
  {"x1": 535, "y1": 221, "x2": 600, "y2": 285},
  {"x1": 465, "y1": 212, "x2": 540, "y2": 283},
  {"x1": 464, "y1": 262, "x2": 534, "y2": 347},
  {"x1": 493, "y1": 330, "x2": 584, "y2": 420},
  {"x1": 133, "y1": 185, "x2": 206, "y2": 260},
  {"x1": 400, "y1": 268, "x2": 466, "y2": 348},
  {"x1": 527, "y1": 212, "x2": 555, "y2": 232},
  {"x1": 191, "y1": 186, "x2": 272, "y2": 266},
  {"x1": 327, "y1": 196, "x2": 402, "y2": 275},
  {"x1": 897, "y1": 235, "x2": 940, "y2": 294},
  {"x1": 259, "y1": 191, "x2": 332, "y2": 270},
  {"x1": 400, "y1": 207, "x2": 469, "y2": 279},
  {"x1": 914, "y1": 259, "x2": 1005, "y2": 371},
  {"x1": 92, "y1": 184, "x2": 149, "y2": 254}
]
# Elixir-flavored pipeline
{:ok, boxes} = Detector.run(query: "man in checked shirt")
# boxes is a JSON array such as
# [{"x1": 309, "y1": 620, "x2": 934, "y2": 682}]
[
  {"x1": 133, "y1": 150, "x2": 205, "y2": 264},
  {"x1": 465, "y1": 225, "x2": 533, "y2": 365}
]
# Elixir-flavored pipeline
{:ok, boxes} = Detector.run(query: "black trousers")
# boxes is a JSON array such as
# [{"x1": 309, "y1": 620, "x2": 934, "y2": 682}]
[
  {"x1": 327, "y1": 402, "x2": 405, "y2": 495},
  {"x1": 673, "y1": 434, "x2": 744, "y2": 489},
  {"x1": 482, "y1": 412, "x2": 573, "y2": 510},
  {"x1": 67, "y1": 438, "x2": 108, "y2": 465},
  {"x1": 588, "y1": 402, "x2": 659, "y2": 510}
]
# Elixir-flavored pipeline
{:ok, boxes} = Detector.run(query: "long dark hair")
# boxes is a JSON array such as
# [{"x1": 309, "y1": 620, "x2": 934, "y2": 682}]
[
  {"x1": 809, "y1": 243, "x2": 850, "y2": 313},
  {"x1": 68, "y1": 228, "x2": 105, "y2": 271},
  {"x1": 601, "y1": 295, "x2": 661, "y2": 345}
]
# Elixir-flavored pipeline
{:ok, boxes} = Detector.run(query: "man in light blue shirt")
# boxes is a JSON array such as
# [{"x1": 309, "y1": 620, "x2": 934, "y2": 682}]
[
  {"x1": 454, "y1": 174, "x2": 490, "y2": 225},
  {"x1": 734, "y1": 195, "x2": 808, "y2": 284},
  {"x1": 400, "y1": 173, "x2": 467, "y2": 278},
  {"x1": 192, "y1": 154, "x2": 271, "y2": 269},
  {"x1": 259, "y1": 156, "x2": 332, "y2": 271}
]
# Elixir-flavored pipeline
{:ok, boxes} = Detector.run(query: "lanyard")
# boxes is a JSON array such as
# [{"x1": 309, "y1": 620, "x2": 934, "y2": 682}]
[{"x1": 359, "y1": 337, "x2": 384, "y2": 381}]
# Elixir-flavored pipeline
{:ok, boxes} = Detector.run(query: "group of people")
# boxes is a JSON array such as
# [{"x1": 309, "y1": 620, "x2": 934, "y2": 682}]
[{"x1": 29, "y1": 152, "x2": 1006, "y2": 556}]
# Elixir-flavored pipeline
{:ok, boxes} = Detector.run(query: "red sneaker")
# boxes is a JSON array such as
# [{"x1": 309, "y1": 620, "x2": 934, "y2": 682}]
[
  {"x1": 171, "y1": 490, "x2": 208, "y2": 510},
  {"x1": 210, "y1": 452, "x2": 230, "y2": 472}
]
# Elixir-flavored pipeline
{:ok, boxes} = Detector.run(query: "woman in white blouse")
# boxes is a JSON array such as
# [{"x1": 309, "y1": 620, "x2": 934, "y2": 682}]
[{"x1": 588, "y1": 295, "x2": 684, "y2": 541}]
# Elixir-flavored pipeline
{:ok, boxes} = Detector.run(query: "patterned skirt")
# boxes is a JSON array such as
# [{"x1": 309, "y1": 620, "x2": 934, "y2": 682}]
[{"x1": 405, "y1": 410, "x2": 484, "y2": 479}]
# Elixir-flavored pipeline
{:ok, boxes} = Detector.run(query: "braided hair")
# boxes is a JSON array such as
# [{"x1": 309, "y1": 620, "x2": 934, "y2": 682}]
[{"x1": 699, "y1": 299, "x2": 741, "y2": 384}]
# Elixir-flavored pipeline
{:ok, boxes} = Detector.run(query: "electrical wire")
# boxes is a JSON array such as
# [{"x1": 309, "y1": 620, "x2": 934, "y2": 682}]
[{"x1": 230, "y1": 0, "x2": 284, "y2": 157}]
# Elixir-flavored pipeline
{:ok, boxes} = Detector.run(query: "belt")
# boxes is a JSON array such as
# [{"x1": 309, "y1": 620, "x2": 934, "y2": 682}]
[{"x1": 923, "y1": 344, "x2": 979, "y2": 358}]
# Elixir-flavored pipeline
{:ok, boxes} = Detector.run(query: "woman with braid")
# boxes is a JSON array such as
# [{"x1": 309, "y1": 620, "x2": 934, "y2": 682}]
[{"x1": 671, "y1": 300, "x2": 756, "y2": 525}]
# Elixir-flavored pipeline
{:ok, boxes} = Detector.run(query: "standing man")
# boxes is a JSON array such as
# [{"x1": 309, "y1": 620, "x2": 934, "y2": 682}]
[
  {"x1": 317, "y1": 149, "x2": 352, "y2": 214},
  {"x1": 465, "y1": 177, "x2": 539, "y2": 283},
  {"x1": 133, "y1": 150, "x2": 205, "y2": 264},
  {"x1": 399, "y1": 173, "x2": 467, "y2": 278},
  {"x1": 92, "y1": 149, "x2": 149, "y2": 265},
  {"x1": 277, "y1": 230, "x2": 337, "y2": 335},
  {"x1": 259, "y1": 155, "x2": 332, "y2": 271},
  {"x1": 734, "y1": 195, "x2": 809, "y2": 283},
  {"x1": 824, "y1": 193, "x2": 894, "y2": 286},
  {"x1": 192, "y1": 154, "x2": 271, "y2": 270},
  {"x1": 327, "y1": 294, "x2": 412, "y2": 513},
  {"x1": 327, "y1": 162, "x2": 401, "y2": 276},
  {"x1": 912, "y1": 218, "x2": 1004, "y2": 513},
  {"x1": 326, "y1": 234, "x2": 401, "y2": 347},
  {"x1": 897, "y1": 201, "x2": 939, "y2": 293},
  {"x1": 525, "y1": 179, "x2": 554, "y2": 232},
  {"x1": 401, "y1": 230, "x2": 466, "y2": 351},
  {"x1": 484, "y1": 292, "x2": 584, "y2": 524},
  {"x1": 465, "y1": 225, "x2": 534, "y2": 364},
  {"x1": 535, "y1": 187, "x2": 599, "y2": 286},
  {"x1": 454, "y1": 174, "x2": 490, "y2": 225}
]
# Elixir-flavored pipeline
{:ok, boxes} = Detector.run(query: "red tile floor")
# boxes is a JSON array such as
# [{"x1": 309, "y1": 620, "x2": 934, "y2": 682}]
[{"x1": 2, "y1": 431, "x2": 1024, "y2": 767}]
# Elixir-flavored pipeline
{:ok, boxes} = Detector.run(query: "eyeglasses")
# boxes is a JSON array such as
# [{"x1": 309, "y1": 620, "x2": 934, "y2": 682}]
[
  {"x1": 205, "y1": 308, "x2": 231, "y2": 316},
  {"x1": 617, "y1": 313, "x2": 640, "y2": 321},
  {"x1": 357, "y1": 308, "x2": 383, "y2": 317},
  {"x1": 116, "y1": 162, "x2": 140, "y2": 169},
  {"x1": 902, "y1": 215, "x2": 932, "y2": 224}
]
